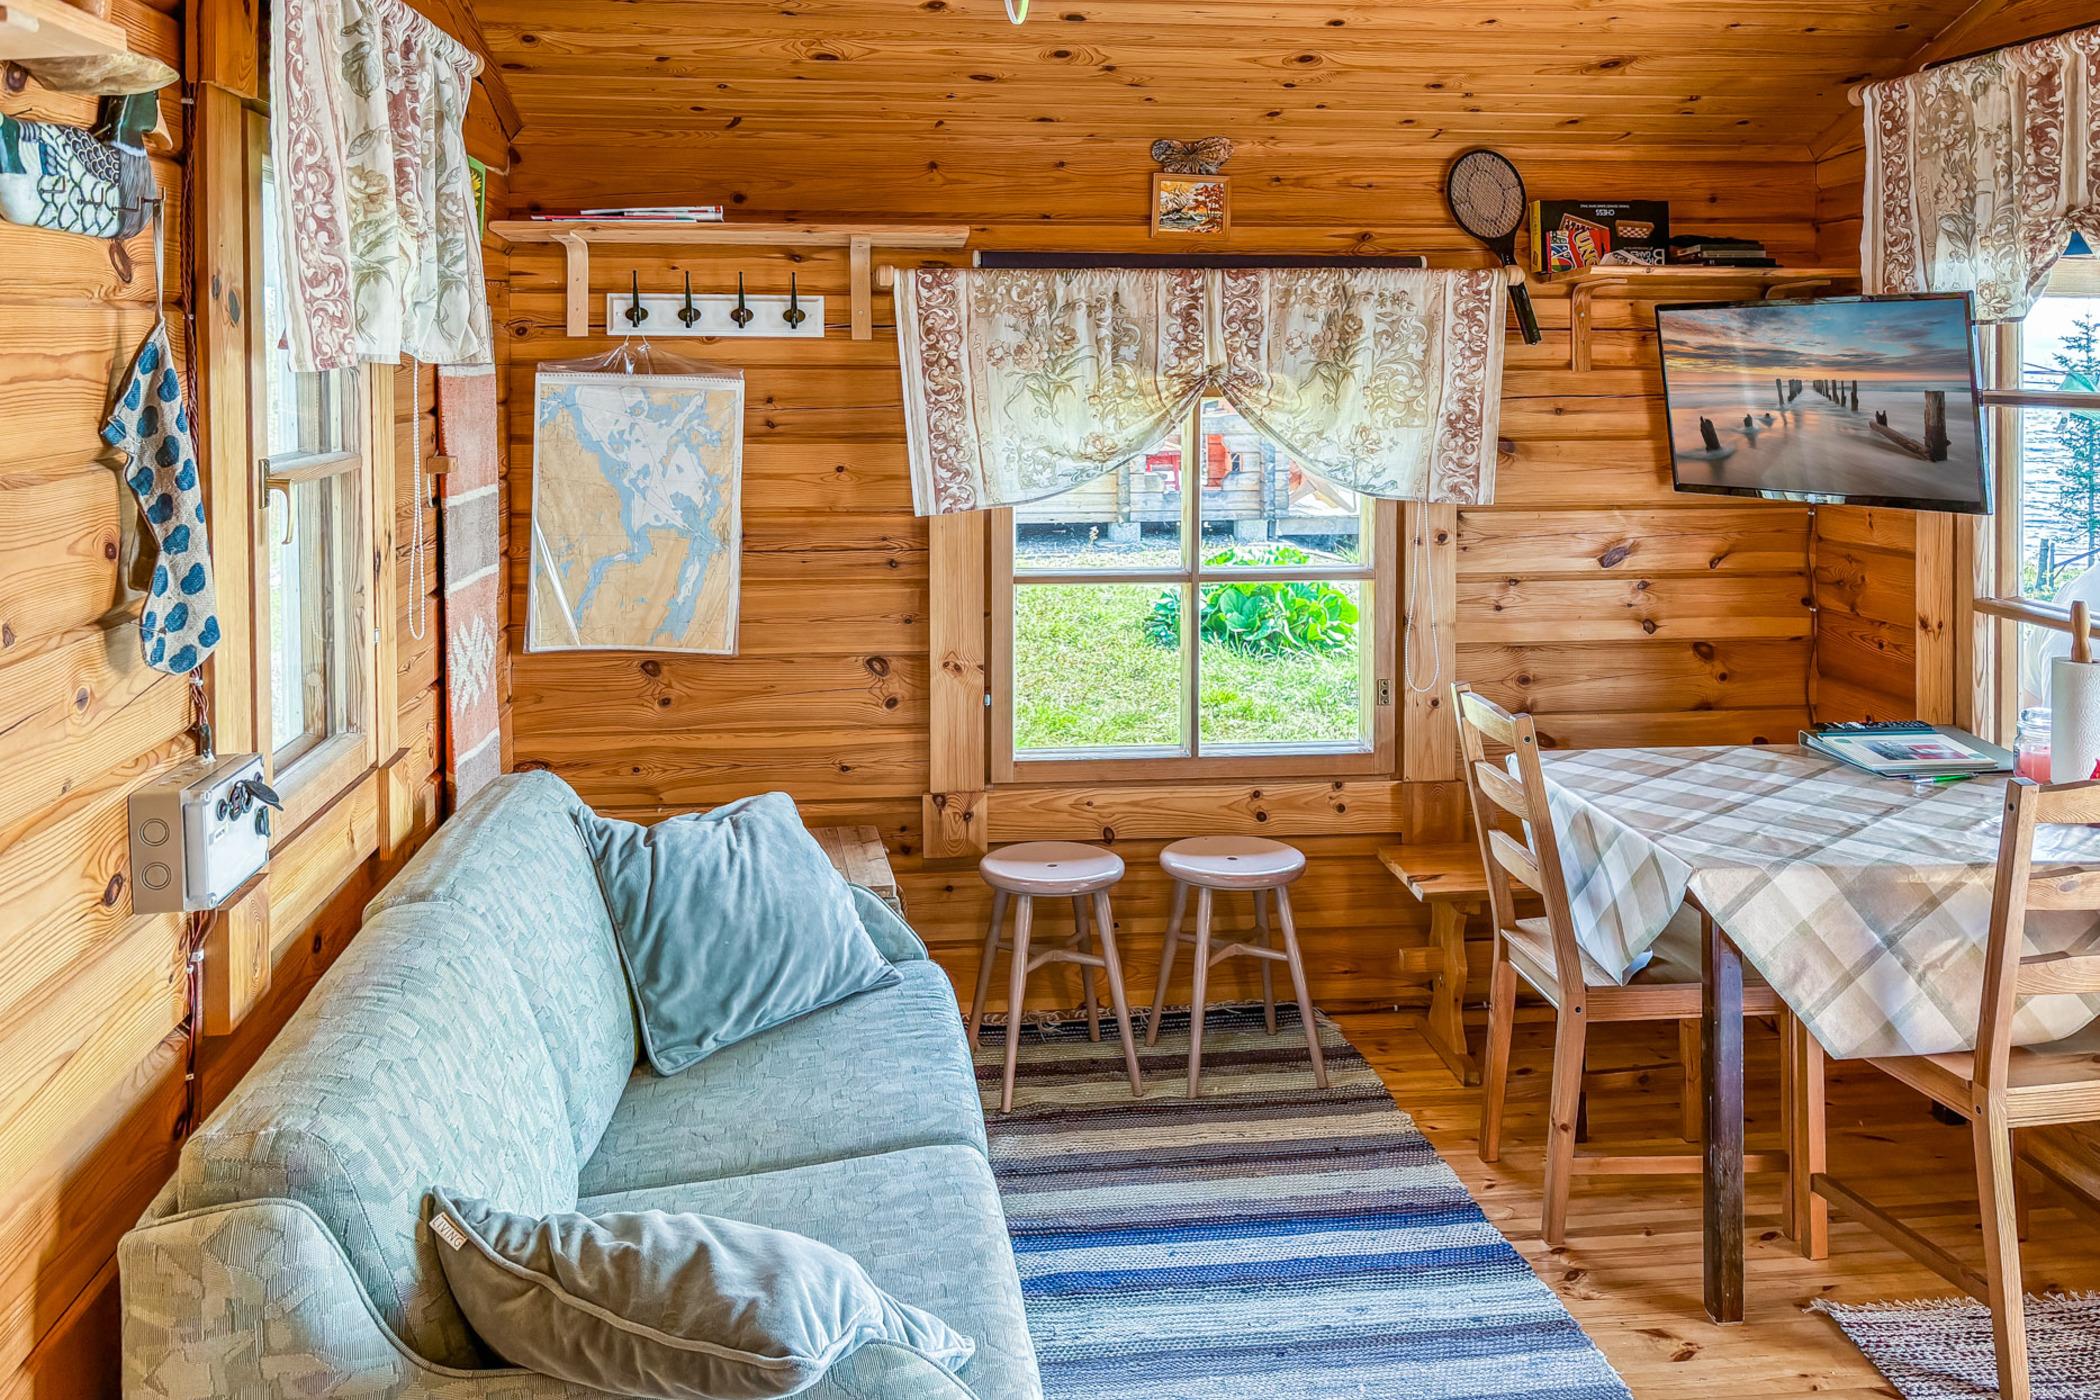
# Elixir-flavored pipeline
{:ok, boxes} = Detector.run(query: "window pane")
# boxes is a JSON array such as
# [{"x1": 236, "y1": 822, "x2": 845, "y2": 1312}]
[
  {"x1": 1013, "y1": 583, "x2": 1184, "y2": 753},
  {"x1": 1195, "y1": 398, "x2": 1363, "y2": 566},
  {"x1": 2016, "y1": 293, "x2": 2100, "y2": 600},
  {"x1": 1014, "y1": 435, "x2": 1185, "y2": 574},
  {"x1": 260, "y1": 160, "x2": 354, "y2": 462},
  {"x1": 267, "y1": 478, "x2": 342, "y2": 764},
  {"x1": 1196, "y1": 579, "x2": 1365, "y2": 749}
]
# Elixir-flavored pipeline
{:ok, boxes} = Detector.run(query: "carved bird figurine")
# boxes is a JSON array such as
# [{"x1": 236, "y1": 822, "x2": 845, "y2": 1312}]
[{"x1": 1151, "y1": 137, "x2": 1234, "y2": 176}]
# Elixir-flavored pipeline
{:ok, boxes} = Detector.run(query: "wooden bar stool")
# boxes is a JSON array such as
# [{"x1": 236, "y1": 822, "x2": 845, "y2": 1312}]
[
  {"x1": 1145, "y1": 836, "x2": 1328, "y2": 1097},
  {"x1": 968, "y1": 841, "x2": 1144, "y2": 1112}
]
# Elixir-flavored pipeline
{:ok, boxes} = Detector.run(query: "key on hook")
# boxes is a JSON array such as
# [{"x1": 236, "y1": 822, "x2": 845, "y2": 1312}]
[
  {"x1": 678, "y1": 271, "x2": 701, "y2": 328},
  {"x1": 625, "y1": 271, "x2": 649, "y2": 328},
  {"x1": 784, "y1": 272, "x2": 807, "y2": 329}
]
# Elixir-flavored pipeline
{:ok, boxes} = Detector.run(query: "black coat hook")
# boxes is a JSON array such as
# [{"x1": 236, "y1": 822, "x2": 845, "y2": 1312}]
[
  {"x1": 784, "y1": 272, "x2": 808, "y2": 329},
  {"x1": 624, "y1": 270, "x2": 649, "y2": 328},
  {"x1": 731, "y1": 272, "x2": 755, "y2": 329},
  {"x1": 678, "y1": 270, "x2": 701, "y2": 328}
]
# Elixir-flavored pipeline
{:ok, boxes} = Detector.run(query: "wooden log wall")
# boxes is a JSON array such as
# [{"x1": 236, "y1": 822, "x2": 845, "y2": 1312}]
[
  {"x1": 502, "y1": 148, "x2": 1823, "y2": 1018},
  {"x1": 0, "y1": 0, "x2": 512, "y2": 1388}
]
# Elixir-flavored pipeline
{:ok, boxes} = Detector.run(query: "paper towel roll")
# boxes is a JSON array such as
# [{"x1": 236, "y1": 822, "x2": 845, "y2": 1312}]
[{"x1": 2051, "y1": 657, "x2": 2100, "y2": 782}]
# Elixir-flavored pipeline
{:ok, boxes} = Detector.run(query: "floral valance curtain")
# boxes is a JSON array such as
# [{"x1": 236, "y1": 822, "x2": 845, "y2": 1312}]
[
  {"x1": 896, "y1": 265, "x2": 1505, "y2": 516},
  {"x1": 272, "y1": 0, "x2": 492, "y2": 371},
  {"x1": 1861, "y1": 23, "x2": 2100, "y2": 321}
]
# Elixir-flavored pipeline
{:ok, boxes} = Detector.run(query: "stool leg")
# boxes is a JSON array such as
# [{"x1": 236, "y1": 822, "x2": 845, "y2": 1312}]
[
  {"x1": 968, "y1": 890, "x2": 1008, "y2": 1049},
  {"x1": 1186, "y1": 887, "x2": 1215, "y2": 1098},
  {"x1": 1146, "y1": 881, "x2": 1188, "y2": 1047},
  {"x1": 1001, "y1": 896, "x2": 1033, "y2": 1113},
  {"x1": 1073, "y1": 896, "x2": 1100, "y2": 1042},
  {"x1": 1254, "y1": 891, "x2": 1277, "y2": 1035},
  {"x1": 1274, "y1": 885, "x2": 1328, "y2": 1089},
  {"x1": 1093, "y1": 890, "x2": 1144, "y2": 1097}
]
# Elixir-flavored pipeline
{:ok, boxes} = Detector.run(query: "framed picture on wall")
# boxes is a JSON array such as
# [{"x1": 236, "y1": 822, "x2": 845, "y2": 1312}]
[{"x1": 1151, "y1": 172, "x2": 1230, "y2": 237}]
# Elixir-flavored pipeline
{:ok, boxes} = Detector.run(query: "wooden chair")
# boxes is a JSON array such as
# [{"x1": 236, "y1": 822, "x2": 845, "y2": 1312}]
[
  {"x1": 1453, "y1": 683, "x2": 1818, "y2": 1247},
  {"x1": 1816, "y1": 777, "x2": 2100, "y2": 1400}
]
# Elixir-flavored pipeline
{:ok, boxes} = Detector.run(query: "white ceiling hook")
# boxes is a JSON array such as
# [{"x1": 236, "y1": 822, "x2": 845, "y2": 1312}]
[{"x1": 1004, "y1": 0, "x2": 1028, "y2": 23}]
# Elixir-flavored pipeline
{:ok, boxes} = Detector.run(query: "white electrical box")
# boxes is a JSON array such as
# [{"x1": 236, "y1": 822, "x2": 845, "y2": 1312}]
[{"x1": 128, "y1": 753, "x2": 275, "y2": 913}]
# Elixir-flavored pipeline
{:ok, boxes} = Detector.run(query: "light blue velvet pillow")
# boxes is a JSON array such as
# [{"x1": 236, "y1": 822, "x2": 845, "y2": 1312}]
[
  {"x1": 576, "y1": 793, "x2": 901, "y2": 1074},
  {"x1": 427, "y1": 1188, "x2": 975, "y2": 1399}
]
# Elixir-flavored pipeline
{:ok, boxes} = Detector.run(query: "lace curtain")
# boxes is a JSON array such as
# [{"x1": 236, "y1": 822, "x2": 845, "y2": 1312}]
[
  {"x1": 896, "y1": 265, "x2": 1505, "y2": 515},
  {"x1": 272, "y1": 0, "x2": 492, "y2": 371},
  {"x1": 1861, "y1": 24, "x2": 2100, "y2": 321}
]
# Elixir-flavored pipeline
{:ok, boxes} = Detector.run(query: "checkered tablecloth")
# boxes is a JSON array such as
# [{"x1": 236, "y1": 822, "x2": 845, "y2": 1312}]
[{"x1": 1535, "y1": 744, "x2": 2100, "y2": 1060}]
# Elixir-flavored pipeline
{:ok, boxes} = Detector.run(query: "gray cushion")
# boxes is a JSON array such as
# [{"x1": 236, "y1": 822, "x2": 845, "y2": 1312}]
[
  {"x1": 427, "y1": 1188, "x2": 974, "y2": 1399},
  {"x1": 177, "y1": 902, "x2": 578, "y2": 1369},
  {"x1": 576, "y1": 793, "x2": 900, "y2": 1075},
  {"x1": 368, "y1": 771, "x2": 639, "y2": 1162},
  {"x1": 580, "y1": 961, "x2": 987, "y2": 1197},
  {"x1": 583, "y1": 1147, "x2": 1041, "y2": 1400}
]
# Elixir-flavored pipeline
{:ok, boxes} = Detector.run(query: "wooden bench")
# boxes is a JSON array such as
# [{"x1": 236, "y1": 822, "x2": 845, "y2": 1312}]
[
  {"x1": 1377, "y1": 842, "x2": 1492, "y2": 1085},
  {"x1": 811, "y1": 825, "x2": 904, "y2": 915}
]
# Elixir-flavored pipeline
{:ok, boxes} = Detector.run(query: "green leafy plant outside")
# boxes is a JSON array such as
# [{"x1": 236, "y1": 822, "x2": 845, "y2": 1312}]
[{"x1": 1143, "y1": 545, "x2": 1361, "y2": 658}]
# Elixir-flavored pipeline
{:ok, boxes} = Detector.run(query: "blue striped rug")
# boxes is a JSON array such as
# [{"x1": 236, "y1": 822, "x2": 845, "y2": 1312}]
[{"x1": 976, "y1": 1004, "x2": 1633, "y2": 1400}]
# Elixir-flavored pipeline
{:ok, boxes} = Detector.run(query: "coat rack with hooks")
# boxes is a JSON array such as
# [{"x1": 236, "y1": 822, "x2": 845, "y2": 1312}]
[{"x1": 488, "y1": 219, "x2": 970, "y2": 340}]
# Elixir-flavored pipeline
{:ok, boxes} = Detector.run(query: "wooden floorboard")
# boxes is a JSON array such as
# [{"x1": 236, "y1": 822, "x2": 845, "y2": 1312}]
[{"x1": 1334, "y1": 1011, "x2": 2100, "y2": 1399}]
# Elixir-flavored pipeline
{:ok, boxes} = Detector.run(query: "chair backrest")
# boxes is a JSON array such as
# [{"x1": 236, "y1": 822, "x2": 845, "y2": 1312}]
[
  {"x1": 1977, "y1": 777, "x2": 2100, "y2": 1090},
  {"x1": 1451, "y1": 682, "x2": 1589, "y2": 995}
]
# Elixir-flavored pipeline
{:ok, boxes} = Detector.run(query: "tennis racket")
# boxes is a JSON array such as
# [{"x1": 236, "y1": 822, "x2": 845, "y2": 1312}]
[{"x1": 1445, "y1": 148, "x2": 1542, "y2": 345}]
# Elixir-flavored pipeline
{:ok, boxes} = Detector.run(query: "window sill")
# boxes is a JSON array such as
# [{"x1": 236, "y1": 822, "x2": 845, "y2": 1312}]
[
  {"x1": 273, "y1": 728, "x2": 377, "y2": 844},
  {"x1": 1009, "y1": 743, "x2": 1389, "y2": 784}
]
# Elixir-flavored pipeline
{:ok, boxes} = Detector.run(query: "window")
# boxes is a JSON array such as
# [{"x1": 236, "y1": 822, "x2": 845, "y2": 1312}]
[
  {"x1": 1976, "y1": 251, "x2": 2100, "y2": 737},
  {"x1": 252, "y1": 115, "x2": 375, "y2": 803},
  {"x1": 994, "y1": 397, "x2": 1394, "y2": 777}
]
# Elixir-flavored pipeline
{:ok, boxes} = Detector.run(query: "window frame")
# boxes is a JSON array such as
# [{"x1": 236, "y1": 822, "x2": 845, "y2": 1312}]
[
  {"x1": 990, "y1": 399, "x2": 1398, "y2": 784},
  {"x1": 244, "y1": 107, "x2": 381, "y2": 834},
  {"x1": 1969, "y1": 255, "x2": 2100, "y2": 742}
]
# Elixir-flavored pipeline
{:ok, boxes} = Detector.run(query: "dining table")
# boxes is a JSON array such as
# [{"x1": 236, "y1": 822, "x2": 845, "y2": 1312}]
[{"x1": 1529, "y1": 743, "x2": 2100, "y2": 1323}]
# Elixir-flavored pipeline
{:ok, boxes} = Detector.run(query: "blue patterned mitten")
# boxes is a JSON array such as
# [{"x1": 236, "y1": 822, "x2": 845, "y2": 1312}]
[{"x1": 102, "y1": 323, "x2": 219, "y2": 673}]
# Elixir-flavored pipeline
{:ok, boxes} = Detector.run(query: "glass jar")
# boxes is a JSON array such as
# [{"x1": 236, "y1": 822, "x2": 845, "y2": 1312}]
[{"x1": 2015, "y1": 706, "x2": 2052, "y2": 782}]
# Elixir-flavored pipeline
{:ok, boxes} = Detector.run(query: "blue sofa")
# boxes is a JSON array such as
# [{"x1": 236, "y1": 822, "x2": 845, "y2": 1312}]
[{"x1": 119, "y1": 772, "x2": 1043, "y2": 1400}]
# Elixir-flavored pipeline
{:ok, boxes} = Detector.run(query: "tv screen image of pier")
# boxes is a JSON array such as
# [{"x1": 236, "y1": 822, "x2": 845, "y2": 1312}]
[{"x1": 1655, "y1": 294, "x2": 1985, "y2": 512}]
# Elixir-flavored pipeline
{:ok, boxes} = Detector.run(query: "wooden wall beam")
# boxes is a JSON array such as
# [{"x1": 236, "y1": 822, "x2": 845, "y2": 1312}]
[
  {"x1": 1401, "y1": 503, "x2": 1460, "y2": 783},
  {"x1": 194, "y1": 83, "x2": 258, "y2": 755},
  {"x1": 924, "y1": 511, "x2": 988, "y2": 859},
  {"x1": 1914, "y1": 512, "x2": 1957, "y2": 724}
]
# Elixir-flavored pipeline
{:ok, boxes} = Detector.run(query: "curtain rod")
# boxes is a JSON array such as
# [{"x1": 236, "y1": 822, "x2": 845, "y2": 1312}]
[
  {"x1": 1847, "y1": 18, "x2": 2096, "y2": 104},
  {"x1": 972, "y1": 251, "x2": 1429, "y2": 270}
]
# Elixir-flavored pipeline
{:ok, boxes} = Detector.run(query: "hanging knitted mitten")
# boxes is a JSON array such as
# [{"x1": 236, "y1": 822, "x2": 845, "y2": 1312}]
[{"x1": 102, "y1": 324, "x2": 219, "y2": 673}]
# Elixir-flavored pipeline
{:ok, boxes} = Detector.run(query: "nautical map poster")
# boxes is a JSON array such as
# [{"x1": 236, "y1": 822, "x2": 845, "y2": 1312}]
[{"x1": 528, "y1": 370, "x2": 744, "y2": 653}]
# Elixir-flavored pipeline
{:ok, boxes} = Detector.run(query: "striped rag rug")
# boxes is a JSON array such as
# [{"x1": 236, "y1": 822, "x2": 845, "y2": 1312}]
[
  {"x1": 1818, "y1": 1294, "x2": 2100, "y2": 1399},
  {"x1": 976, "y1": 1004, "x2": 1633, "y2": 1399}
]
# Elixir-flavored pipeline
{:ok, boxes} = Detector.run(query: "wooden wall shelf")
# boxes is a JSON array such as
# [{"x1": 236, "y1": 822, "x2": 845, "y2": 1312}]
[
  {"x1": 0, "y1": 0, "x2": 129, "y2": 61},
  {"x1": 489, "y1": 220, "x2": 970, "y2": 341},
  {"x1": 1546, "y1": 264, "x2": 1861, "y2": 371}
]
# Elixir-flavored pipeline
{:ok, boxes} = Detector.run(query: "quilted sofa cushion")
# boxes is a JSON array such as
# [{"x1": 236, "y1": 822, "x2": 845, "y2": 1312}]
[
  {"x1": 176, "y1": 900, "x2": 579, "y2": 1369},
  {"x1": 580, "y1": 960, "x2": 987, "y2": 1197},
  {"x1": 367, "y1": 770, "x2": 639, "y2": 1162}
]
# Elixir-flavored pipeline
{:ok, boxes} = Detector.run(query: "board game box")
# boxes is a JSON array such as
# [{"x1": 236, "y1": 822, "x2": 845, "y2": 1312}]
[{"x1": 1528, "y1": 200, "x2": 1671, "y2": 272}]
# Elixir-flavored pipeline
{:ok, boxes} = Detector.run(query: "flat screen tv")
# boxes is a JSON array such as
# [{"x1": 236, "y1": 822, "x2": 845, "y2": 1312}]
[{"x1": 1654, "y1": 293, "x2": 1989, "y2": 514}]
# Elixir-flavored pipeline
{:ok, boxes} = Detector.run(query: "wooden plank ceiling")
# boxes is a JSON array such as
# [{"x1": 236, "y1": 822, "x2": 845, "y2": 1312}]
[{"x1": 476, "y1": 0, "x2": 1971, "y2": 213}]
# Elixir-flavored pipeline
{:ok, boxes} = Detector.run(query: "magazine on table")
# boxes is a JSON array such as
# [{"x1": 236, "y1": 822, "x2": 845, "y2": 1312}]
[{"x1": 1799, "y1": 722, "x2": 2013, "y2": 779}]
